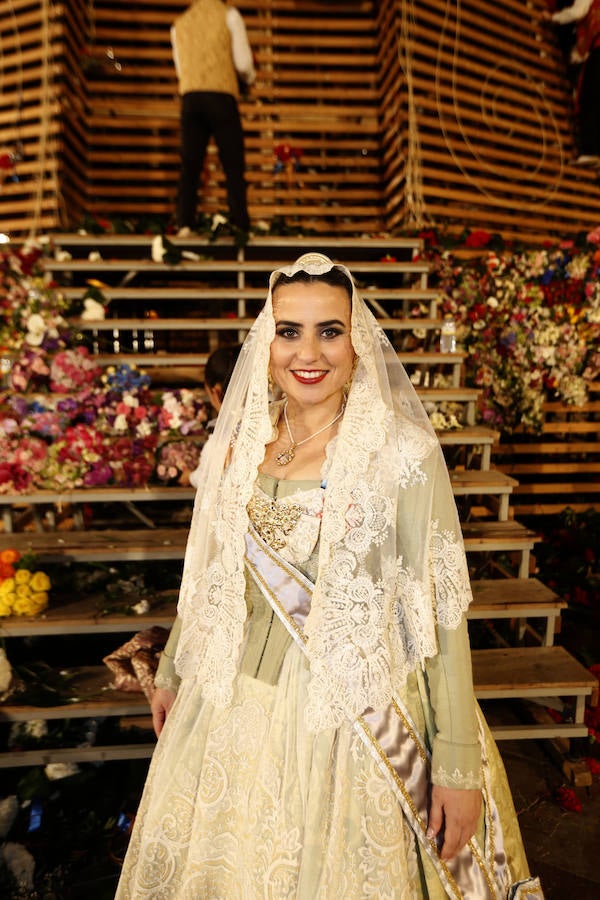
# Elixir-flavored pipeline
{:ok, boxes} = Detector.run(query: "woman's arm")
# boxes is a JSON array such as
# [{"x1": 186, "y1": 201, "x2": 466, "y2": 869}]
[{"x1": 425, "y1": 619, "x2": 482, "y2": 859}]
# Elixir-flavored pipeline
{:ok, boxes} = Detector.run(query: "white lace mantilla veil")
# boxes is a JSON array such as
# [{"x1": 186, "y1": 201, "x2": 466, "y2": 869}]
[{"x1": 175, "y1": 251, "x2": 473, "y2": 730}]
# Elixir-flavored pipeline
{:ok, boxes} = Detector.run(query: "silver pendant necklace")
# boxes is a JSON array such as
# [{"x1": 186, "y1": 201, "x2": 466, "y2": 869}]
[{"x1": 275, "y1": 400, "x2": 345, "y2": 466}]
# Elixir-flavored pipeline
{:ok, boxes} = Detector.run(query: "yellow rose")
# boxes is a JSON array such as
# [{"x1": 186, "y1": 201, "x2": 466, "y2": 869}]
[
  {"x1": 16, "y1": 584, "x2": 32, "y2": 600},
  {"x1": 30, "y1": 572, "x2": 51, "y2": 592},
  {"x1": 29, "y1": 592, "x2": 49, "y2": 614},
  {"x1": 14, "y1": 569, "x2": 32, "y2": 586},
  {"x1": 12, "y1": 597, "x2": 32, "y2": 616},
  {"x1": 0, "y1": 578, "x2": 15, "y2": 596},
  {"x1": 0, "y1": 595, "x2": 14, "y2": 616}
]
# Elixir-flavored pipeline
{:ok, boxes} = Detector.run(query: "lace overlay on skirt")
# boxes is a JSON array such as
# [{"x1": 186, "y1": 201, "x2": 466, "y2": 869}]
[{"x1": 117, "y1": 644, "x2": 529, "y2": 899}]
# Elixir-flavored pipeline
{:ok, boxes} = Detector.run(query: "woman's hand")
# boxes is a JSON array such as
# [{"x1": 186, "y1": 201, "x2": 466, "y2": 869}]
[
  {"x1": 426, "y1": 785, "x2": 482, "y2": 860},
  {"x1": 151, "y1": 687, "x2": 177, "y2": 738}
]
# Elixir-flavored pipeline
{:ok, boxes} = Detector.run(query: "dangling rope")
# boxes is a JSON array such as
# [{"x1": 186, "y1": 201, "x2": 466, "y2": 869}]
[
  {"x1": 432, "y1": 0, "x2": 565, "y2": 206},
  {"x1": 398, "y1": 0, "x2": 431, "y2": 229}
]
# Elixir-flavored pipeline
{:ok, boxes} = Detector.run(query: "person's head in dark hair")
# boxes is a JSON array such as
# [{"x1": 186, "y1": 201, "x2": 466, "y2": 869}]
[
  {"x1": 272, "y1": 266, "x2": 353, "y2": 304},
  {"x1": 204, "y1": 343, "x2": 243, "y2": 415}
]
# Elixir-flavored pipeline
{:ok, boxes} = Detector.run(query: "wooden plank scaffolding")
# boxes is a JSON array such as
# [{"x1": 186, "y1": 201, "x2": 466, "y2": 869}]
[{"x1": 0, "y1": 0, "x2": 599, "y2": 238}]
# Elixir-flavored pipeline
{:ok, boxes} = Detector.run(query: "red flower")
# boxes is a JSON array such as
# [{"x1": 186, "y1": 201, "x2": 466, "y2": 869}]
[
  {"x1": 555, "y1": 786, "x2": 582, "y2": 812},
  {"x1": 584, "y1": 757, "x2": 600, "y2": 775},
  {"x1": 464, "y1": 230, "x2": 491, "y2": 249},
  {"x1": 418, "y1": 229, "x2": 438, "y2": 247}
]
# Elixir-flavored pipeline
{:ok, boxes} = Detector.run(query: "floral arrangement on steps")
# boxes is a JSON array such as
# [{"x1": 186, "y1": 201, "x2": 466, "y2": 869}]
[
  {"x1": 0, "y1": 240, "x2": 209, "y2": 493},
  {"x1": 418, "y1": 226, "x2": 600, "y2": 433}
]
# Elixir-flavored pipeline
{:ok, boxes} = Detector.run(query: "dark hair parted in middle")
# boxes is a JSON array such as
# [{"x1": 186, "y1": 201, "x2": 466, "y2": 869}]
[{"x1": 272, "y1": 266, "x2": 353, "y2": 302}]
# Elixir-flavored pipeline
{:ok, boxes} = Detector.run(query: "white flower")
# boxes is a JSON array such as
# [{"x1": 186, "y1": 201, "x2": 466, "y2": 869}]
[
  {"x1": 26, "y1": 312, "x2": 45, "y2": 333},
  {"x1": 114, "y1": 413, "x2": 128, "y2": 432},
  {"x1": 1, "y1": 842, "x2": 35, "y2": 889},
  {"x1": 81, "y1": 298, "x2": 105, "y2": 321},
  {"x1": 44, "y1": 762, "x2": 80, "y2": 781},
  {"x1": 55, "y1": 249, "x2": 72, "y2": 262},
  {"x1": 135, "y1": 420, "x2": 153, "y2": 438},
  {"x1": 486, "y1": 296, "x2": 498, "y2": 308},
  {"x1": 211, "y1": 213, "x2": 228, "y2": 230},
  {"x1": 0, "y1": 795, "x2": 18, "y2": 838},
  {"x1": 122, "y1": 393, "x2": 138, "y2": 408},
  {"x1": 429, "y1": 410, "x2": 450, "y2": 430},
  {"x1": 132, "y1": 599, "x2": 150, "y2": 615},
  {"x1": 88, "y1": 250, "x2": 102, "y2": 262},
  {"x1": 25, "y1": 312, "x2": 46, "y2": 346},
  {"x1": 23, "y1": 719, "x2": 48, "y2": 739},
  {"x1": 0, "y1": 648, "x2": 12, "y2": 693},
  {"x1": 151, "y1": 235, "x2": 165, "y2": 263}
]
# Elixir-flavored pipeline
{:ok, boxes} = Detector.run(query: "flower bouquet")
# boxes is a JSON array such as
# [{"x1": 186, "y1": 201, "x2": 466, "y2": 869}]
[
  {"x1": 0, "y1": 549, "x2": 51, "y2": 617},
  {"x1": 155, "y1": 439, "x2": 202, "y2": 486}
]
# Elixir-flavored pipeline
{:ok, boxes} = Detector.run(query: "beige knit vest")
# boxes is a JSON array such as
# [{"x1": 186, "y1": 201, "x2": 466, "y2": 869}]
[{"x1": 173, "y1": 0, "x2": 239, "y2": 99}]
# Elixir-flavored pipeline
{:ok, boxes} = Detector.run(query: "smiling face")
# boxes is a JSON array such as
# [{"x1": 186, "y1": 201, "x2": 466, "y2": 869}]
[{"x1": 270, "y1": 278, "x2": 355, "y2": 413}]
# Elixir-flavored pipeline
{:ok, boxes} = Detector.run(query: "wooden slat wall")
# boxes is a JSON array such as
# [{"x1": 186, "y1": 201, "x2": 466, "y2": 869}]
[
  {"x1": 1, "y1": 0, "x2": 600, "y2": 238},
  {"x1": 84, "y1": 0, "x2": 384, "y2": 232},
  {"x1": 383, "y1": 0, "x2": 600, "y2": 240},
  {"x1": 0, "y1": 0, "x2": 65, "y2": 234}
]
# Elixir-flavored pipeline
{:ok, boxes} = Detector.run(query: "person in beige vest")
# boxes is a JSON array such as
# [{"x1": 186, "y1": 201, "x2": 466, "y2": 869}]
[{"x1": 171, "y1": 0, "x2": 255, "y2": 234}]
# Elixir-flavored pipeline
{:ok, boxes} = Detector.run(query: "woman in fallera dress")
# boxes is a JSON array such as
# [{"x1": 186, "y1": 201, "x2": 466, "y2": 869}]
[{"x1": 116, "y1": 252, "x2": 543, "y2": 899}]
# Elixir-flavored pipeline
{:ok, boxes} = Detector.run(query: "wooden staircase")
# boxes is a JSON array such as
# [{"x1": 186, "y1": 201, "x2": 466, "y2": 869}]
[{"x1": 0, "y1": 235, "x2": 596, "y2": 766}]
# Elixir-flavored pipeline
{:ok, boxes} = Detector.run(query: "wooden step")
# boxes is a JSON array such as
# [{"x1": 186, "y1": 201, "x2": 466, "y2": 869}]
[
  {"x1": 0, "y1": 743, "x2": 155, "y2": 769},
  {"x1": 49, "y1": 234, "x2": 424, "y2": 254},
  {"x1": 0, "y1": 528, "x2": 190, "y2": 562},
  {"x1": 468, "y1": 578, "x2": 566, "y2": 646},
  {"x1": 472, "y1": 645, "x2": 598, "y2": 740},
  {"x1": 449, "y1": 469, "x2": 518, "y2": 520},
  {"x1": 461, "y1": 521, "x2": 539, "y2": 578},
  {"x1": 0, "y1": 665, "x2": 150, "y2": 722},
  {"x1": 418, "y1": 387, "x2": 480, "y2": 425},
  {"x1": 74, "y1": 316, "x2": 444, "y2": 335},
  {"x1": 0, "y1": 487, "x2": 196, "y2": 506},
  {"x1": 0, "y1": 592, "x2": 178, "y2": 638},
  {"x1": 438, "y1": 426, "x2": 499, "y2": 470},
  {"x1": 46, "y1": 257, "x2": 432, "y2": 277}
]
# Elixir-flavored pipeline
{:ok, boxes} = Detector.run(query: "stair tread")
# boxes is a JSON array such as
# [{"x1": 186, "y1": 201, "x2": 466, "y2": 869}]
[
  {"x1": 469, "y1": 577, "x2": 564, "y2": 610},
  {"x1": 449, "y1": 469, "x2": 518, "y2": 490},
  {"x1": 472, "y1": 645, "x2": 596, "y2": 693}
]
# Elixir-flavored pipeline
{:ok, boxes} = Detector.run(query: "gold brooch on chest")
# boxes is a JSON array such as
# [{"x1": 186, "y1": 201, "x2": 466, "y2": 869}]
[{"x1": 247, "y1": 492, "x2": 304, "y2": 550}]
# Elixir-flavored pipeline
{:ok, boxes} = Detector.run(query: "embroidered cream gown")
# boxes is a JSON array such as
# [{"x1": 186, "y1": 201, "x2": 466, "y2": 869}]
[{"x1": 116, "y1": 475, "x2": 530, "y2": 899}]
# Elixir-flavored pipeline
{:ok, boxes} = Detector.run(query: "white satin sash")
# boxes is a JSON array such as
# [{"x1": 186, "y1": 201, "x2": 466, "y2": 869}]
[{"x1": 244, "y1": 526, "x2": 544, "y2": 900}]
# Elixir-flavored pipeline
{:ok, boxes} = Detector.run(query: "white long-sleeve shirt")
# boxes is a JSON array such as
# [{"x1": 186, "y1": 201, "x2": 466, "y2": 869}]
[{"x1": 552, "y1": 0, "x2": 593, "y2": 25}]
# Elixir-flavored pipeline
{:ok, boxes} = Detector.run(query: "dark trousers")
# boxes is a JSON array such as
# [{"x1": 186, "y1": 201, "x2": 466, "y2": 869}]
[
  {"x1": 176, "y1": 91, "x2": 250, "y2": 231},
  {"x1": 578, "y1": 47, "x2": 600, "y2": 155}
]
